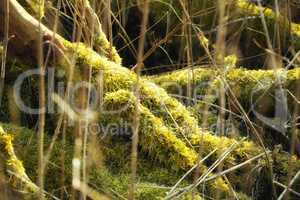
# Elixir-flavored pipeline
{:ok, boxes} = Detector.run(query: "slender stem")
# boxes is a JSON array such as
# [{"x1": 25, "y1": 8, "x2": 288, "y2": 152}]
[
  {"x1": 0, "y1": 0, "x2": 9, "y2": 106},
  {"x1": 128, "y1": 1, "x2": 149, "y2": 199},
  {"x1": 37, "y1": 0, "x2": 45, "y2": 198}
]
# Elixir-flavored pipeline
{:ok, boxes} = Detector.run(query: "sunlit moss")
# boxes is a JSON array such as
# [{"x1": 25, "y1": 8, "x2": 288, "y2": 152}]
[
  {"x1": 94, "y1": 31, "x2": 122, "y2": 65},
  {"x1": 1, "y1": 122, "x2": 230, "y2": 199},
  {"x1": 101, "y1": 89, "x2": 198, "y2": 170},
  {"x1": 101, "y1": 89, "x2": 232, "y2": 197},
  {"x1": 1, "y1": 118, "x2": 300, "y2": 198},
  {"x1": 150, "y1": 67, "x2": 300, "y2": 160},
  {"x1": 236, "y1": 0, "x2": 300, "y2": 39},
  {"x1": 140, "y1": 81, "x2": 200, "y2": 139},
  {"x1": 18, "y1": 0, "x2": 45, "y2": 19},
  {"x1": 61, "y1": 41, "x2": 206, "y2": 144},
  {"x1": 151, "y1": 67, "x2": 300, "y2": 112},
  {"x1": 5, "y1": 1, "x2": 300, "y2": 198},
  {"x1": 235, "y1": 0, "x2": 300, "y2": 49},
  {"x1": 0, "y1": 125, "x2": 39, "y2": 198},
  {"x1": 22, "y1": 35, "x2": 207, "y2": 172},
  {"x1": 236, "y1": 0, "x2": 276, "y2": 18}
]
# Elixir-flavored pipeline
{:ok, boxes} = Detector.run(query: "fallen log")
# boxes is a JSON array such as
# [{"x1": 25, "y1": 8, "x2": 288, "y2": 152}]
[{"x1": 1, "y1": 1, "x2": 300, "y2": 199}]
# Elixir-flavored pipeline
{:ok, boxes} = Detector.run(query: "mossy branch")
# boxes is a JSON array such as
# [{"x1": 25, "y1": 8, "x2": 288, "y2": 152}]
[
  {"x1": 150, "y1": 66, "x2": 300, "y2": 155},
  {"x1": 235, "y1": 0, "x2": 300, "y2": 49},
  {"x1": 150, "y1": 67, "x2": 300, "y2": 107},
  {"x1": 75, "y1": 0, "x2": 122, "y2": 64},
  {"x1": 18, "y1": 0, "x2": 44, "y2": 19},
  {"x1": 0, "y1": 125, "x2": 39, "y2": 198},
  {"x1": 2, "y1": 0, "x2": 300, "y2": 198},
  {"x1": 0, "y1": 0, "x2": 231, "y2": 196}
]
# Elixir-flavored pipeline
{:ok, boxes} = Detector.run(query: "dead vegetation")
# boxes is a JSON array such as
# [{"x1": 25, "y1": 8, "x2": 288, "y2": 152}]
[{"x1": 1, "y1": 0, "x2": 300, "y2": 199}]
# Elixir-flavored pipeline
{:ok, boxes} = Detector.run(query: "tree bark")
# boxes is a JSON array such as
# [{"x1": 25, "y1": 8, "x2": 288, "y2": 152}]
[{"x1": 0, "y1": 0, "x2": 64, "y2": 65}]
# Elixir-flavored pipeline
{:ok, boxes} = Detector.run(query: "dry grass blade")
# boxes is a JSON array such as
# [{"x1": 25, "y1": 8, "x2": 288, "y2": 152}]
[{"x1": 2, "y1": 0, "x2": 300, "y2": 199}]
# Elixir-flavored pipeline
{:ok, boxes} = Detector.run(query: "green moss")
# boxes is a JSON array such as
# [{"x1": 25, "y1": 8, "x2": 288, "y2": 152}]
[
  {"x1": 146, "y1": 0, "x2": 300, "y2": 67},
  {"x1": 140, "y1": 81, "x2": 201, "y2": 140},
  {"x1": 101, "y1": 89, "x2": 198, "y2": 170},
  {"x1": 2, "y1": 117, "x2": 300, "y2": 198},
  {"x1": 61, "y1": 42, "x2": 206, "y2": 145},
  {"x1": 0, "y1": 122, "x2": 229, "y2": 199},
  {"x1": 235, "y1": 0, "x2": 300, "y2": 50},
  {"x1": 18, "y1": 0, "x2": 45, "y2": 19},
  {"x1": 190, "y1": 133, "x2": 261, "y2": 190},
  {"x1": 94, "y1": 31, "x2": 122, "y2": 65},
  {"x1": 151, "y1": 67, "x2": 300, "y2": 117},
  {"x1": 4, "y1": 1, "x2": 300, "y2": 198},
  {"x1": 101, "y1": 90, "x2": 232, "y2": 197},
  {"x1": 0, "y1": 125, "x2": 39, "y2": 198},
  {"x1": 44, "y1": 39, "x2": 292, "y2": 198},
  {"x1": 150, "y1": 67, "x2": 300, "y2": 155}
]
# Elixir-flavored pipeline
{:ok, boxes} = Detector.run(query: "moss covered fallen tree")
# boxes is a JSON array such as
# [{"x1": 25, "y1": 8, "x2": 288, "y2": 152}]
[
  {"x1": 150, "y1": 66, "x2": 300, "y2": 109},
  {"x1": 1, "y1": 0, "x2": 231, "y2": 197},
  {"x1": 150, "y1": 66, "x2": 300, "y2": 150},
  {"x1": 150, "y1": 66, "x2": 300, "y2": 122},
  {"x1": 0, "y1": 125, "x2": 39, "y2": 199},
  {"x1": 0, "y1": 123, "x2": 206, "y2": 200},
  {"x1": 235, "y1": 0, "x2": 300, "y2": 49},
  {"x1": 1, "y1": 107, "x2": 300, "y2": 199},
  {"x1": 1, "y1": 0, "x2": 300, "y2": 199}
]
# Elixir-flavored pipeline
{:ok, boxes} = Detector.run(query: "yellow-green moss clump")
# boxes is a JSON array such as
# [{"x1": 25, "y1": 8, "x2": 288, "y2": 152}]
[
  {"x1": 101, "y1": 89, "x2": 231, "y2": 198},
  {"x1": 46, "y1": 39, "x2": 299, "y2": 197},
  {"x1": 101, "y1": 89, "x2": 198, "y2": 170},
  {"x1": 234, "y1": 0, "x2": 300, "y2": 50},
  {"x1": 150, "y1": 67, "x2": 300, "y2": 147},
  {"x1": 151, "y1": 67, "x2": 300, "y2": 112},
  {"x1": 0, "y1": 125, "x2": 38, "y2": 198},
  {"x1": 1, "y1": 117, "x2": 300, "y2": 198},
  {"x1": 60, "y1": 42, "x2": 203, "y2": 141},
  {"x1": 1, "y1": 123, "x2": 229, "y2": 199},
  {"x1": 18, "y1": 0, "x2": 45, "y2": 19},
  {"x1": 94, "y1": 30, "x2": 122, "y2": 65},
  {"x1": 172, "y1": 67, "x2": 297, "y2": 124},
  {"x1": 5, "y1": 1, "x2": 300, "y2": 198},
  {"x1": 99, "y1": 89, "x2": 300, "y2": 198}
]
